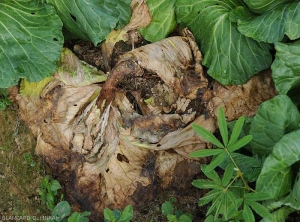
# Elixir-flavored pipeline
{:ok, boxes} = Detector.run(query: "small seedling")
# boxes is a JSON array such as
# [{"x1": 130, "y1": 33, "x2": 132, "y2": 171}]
[
  {"x1": 47, "y1": 201, "x2": 91, "y2": 222},
  {"x1": 162, "y1": 198, "x2": 193, "y2": 222},
  {"x1": 104, "y1": 205, "x2": 133, "y2": 222},
  {"x1": 0, "y1": 88, "x2": 11, "y2": 111},
  {"x1": 39, "y1": 176, "x2": 62, "y2": 210},
  {"x1": 24, "y1": 152, "x2": 36, "y2": 167}
]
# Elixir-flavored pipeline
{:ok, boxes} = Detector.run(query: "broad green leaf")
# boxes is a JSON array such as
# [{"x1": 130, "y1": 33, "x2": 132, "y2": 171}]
[
  {"x1": 219, "y1": 153, "x2": 262, "y2": 182},
  {"x1": 222, "y1": 164, "x2": 234, "y2": 186},
  {"x1": 218, "y1": 108, "x2": 228, "y2": 146},
  {"x1": 250, "y1": 95, "x2": 300, "y2": 155},
  {"x1": 256, "y1": 165, "x2": 292, "y2": 199},
  {"x1": 256, "y1": 130, "x2": 300, "y2": 198},
  {"x1": 280, "y1": 172, "x2": 300, "y2": 210},
  {"x1": 139, "y1": 0, "x2": 176, "y2": 42},
  {"x1": 175, "y1": 0, "x2": 272, "y2": 85},
  {"x1": 104, "y1": 209, "x2": 114, "y2": 221},
  {"x1": 206, "y1": 152, "x2": 227, "y2": 172},
  {"x1": 178, "y1": 214, "x2": 193, "y2": 222},
  {"x1": 246, "y1": 200, "x2": 272, "y2": 221},
  {"x1": 47, "y1": 0, "x2": 131, "y2": 46},
  {"x1": 0, "y1": 0, "x2": 63, "y2": 88},
  {"x1": 228, "y1": 116, "x2": 245, "y2": 147},
  {"x1": 271, "y1": 41, "x2": 300, "y2": 95},
  {"x1": 243, "y1": 203, "x2": 255, "y2": 222},
  {"x1": 52, "y1": 201, "x2": 71, "y2": 221},
  {"x1": 228, "y1": 135, "x2": 252, "y2": 152},
  {"x1": 243, "y1": 0, "x2": 291, "y2": 14},
  {"x1": 162, "y1": 201, "x2": 173, "y2": 216},
  {"x1": 167, "y1": 214, "x2": 177, "y2": 221},
  {"x1": 237, "y1": 2, "x2": 300, "y2": 43},
  {"x1": 190, "y1": 149, "x2": 223, "y2": 158},
  {"x1": 119, "y1": 205, "x2": 133, "y2": 221},
  {"x1": 192, "y1": 124, "x2": 224, "y2": 148},
  {"x1": 260, "y1": 206, "x2": 295, "y2": 222}
]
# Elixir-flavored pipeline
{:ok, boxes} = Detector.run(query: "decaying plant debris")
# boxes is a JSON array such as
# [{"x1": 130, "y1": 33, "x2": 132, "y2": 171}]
[{"x1": 16, "y1": 26, "x2": 277, "y2": 220}]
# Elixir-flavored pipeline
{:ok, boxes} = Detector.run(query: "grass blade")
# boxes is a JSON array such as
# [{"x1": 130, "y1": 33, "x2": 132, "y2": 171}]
[{"x1": 228, "y1": 135, "x2": 253, "y2": 152}]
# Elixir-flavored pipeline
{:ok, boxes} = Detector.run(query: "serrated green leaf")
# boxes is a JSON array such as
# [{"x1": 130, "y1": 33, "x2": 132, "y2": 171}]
[
  {"x1": 227, "y1": 191, "x2": 240, "y2": 211},
  {"x1": 222, "y1": 164, "x2": 234, "y2": 186},
  {"x1": 192, "y1": 179, "x2": 221, "y2": 190},
  {"x1": 192, "y1": 124, "x2": 224, "y2": 148},
  {"x1": 198, "y1": 189, "x2": 222, "y2": 207},
  {"x1": 238, "y1": 2, "x2": 300, "y2": 43},
  {"x1": 228, "y1": 116, "x2": 245, "y2": 147},
  {"x1": 271, "y1": 41, "x2": 300, "y2": 95},
  {"x1": 218, "y1": 108, "x2": 228, "y2": 147},
  {"x1": 243, "y1": 203, "x2": 255, "y2": 222},
  {"x1": 190, "y1": 149, "x2": 223, "y2": 158},
  {"x1": 244, "y1": 192, "x2": 272, "y2": 202},
  {"x1": 0, "y1": 0, "x2": 63, "y2": 88},
  {"x1": 47, "y1": 0, "x2": 131, "y2": 46},
  {"x1": 243, "y1": 0, "x2": 291, "y2": 14},
  {"x1": 206, "y1": 152, "x2": 227, "y2": 172},
  {"x1": 207, "y1": 193, "x2": 223, "y2": 218},
  {"x1": 201, "y1": 165, "x2": 222, "y2": 184},
  {"x1": 246, "y1": 200, "x2": 272, "y2": 221},
  {"x1": 228, "y1": 135, "x2": 252, "y2": 152},
  {"x1": 139, "y1": 0, "x2": 176, "y2": 42},
  {"x1": 175, "y1": 0, "x2": 272, "y2": 85}
]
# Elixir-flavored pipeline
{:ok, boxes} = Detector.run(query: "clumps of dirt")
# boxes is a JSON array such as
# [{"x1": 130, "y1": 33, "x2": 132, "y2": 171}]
[{"x1": 0, "y1": 105, "x2": 49, "y2": 217}]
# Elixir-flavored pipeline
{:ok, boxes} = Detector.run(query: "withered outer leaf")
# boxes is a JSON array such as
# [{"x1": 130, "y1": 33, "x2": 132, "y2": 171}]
[
  {"x1": 205, "y1": 69, "x2": 277, "y2": 121},
  {"x1": 16, "y1": 47, "x2": 210, "y2": 220}
]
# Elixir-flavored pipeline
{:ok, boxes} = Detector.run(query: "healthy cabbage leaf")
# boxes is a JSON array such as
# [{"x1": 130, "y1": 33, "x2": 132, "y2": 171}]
[
  {"x1": 256, "y1": 129, "x2": 300, "y2": 198},
  {"x1": 0, "y1": 0, "x2": 63, "y2": 88},
  {"x1": 47, "y1": 0, "x2": 131, "y2": 46},
  {"x1": 139, "y1": 0, "x2": 177, "y2": 42},
  {"x1": 243, "y1": 0, "x2": 291, "y2": 14},
  {"x1": 175, "y1": 0, "x2": 272, "y2": 85},
  {"x1": 271, "y1": 40, "x2": 300, "y2": 95},
  {"x1": 249, "y1": 95, "x2": 300, "y2": 155},
  {"x1": 237, "y1": 2, "x2": 300, "y2": 43},
  {"x1": 280, "y1": 173, "x2": 300, "y2": 210}
]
